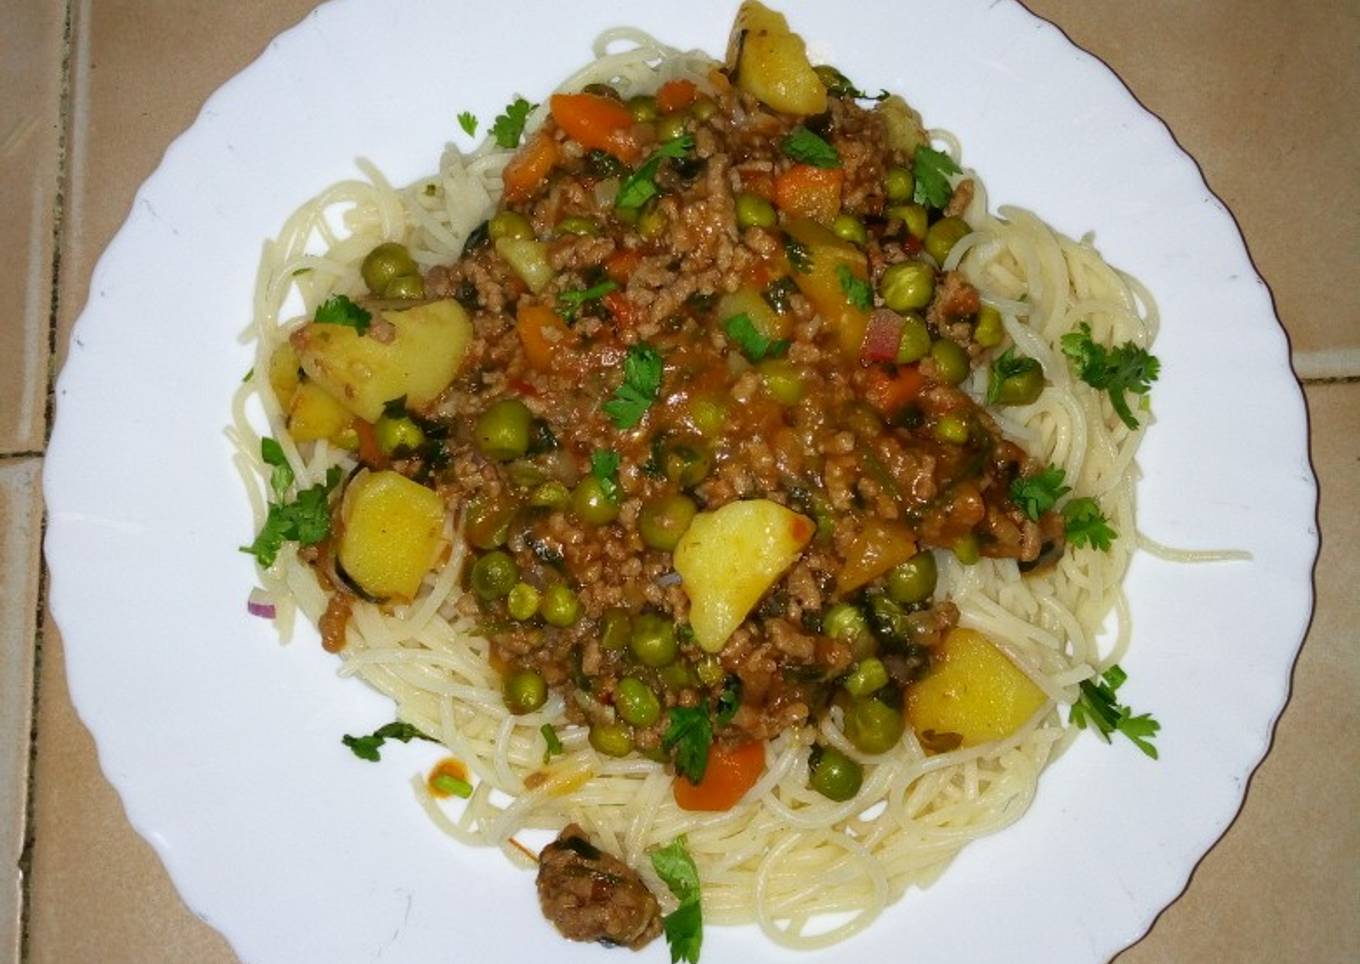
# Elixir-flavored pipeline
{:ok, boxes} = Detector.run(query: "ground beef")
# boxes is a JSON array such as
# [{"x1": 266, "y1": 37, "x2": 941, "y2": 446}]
[{"x1": 536, "y1": 825, "x2": 662, "y2": 950}]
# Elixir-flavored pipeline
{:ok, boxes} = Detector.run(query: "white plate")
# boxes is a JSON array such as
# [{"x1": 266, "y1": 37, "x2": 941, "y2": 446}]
[{"x1": 45, "y1": 1, "x2": 1317, "y2": 961}]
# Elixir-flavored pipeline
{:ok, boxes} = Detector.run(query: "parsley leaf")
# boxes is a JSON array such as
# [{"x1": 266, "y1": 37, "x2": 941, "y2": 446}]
[
  {"x1": 1009, "y1": 465, "x2": 1070, "y2": 521},
  {"x1": 1062, "y1": 496, "x2": 1117, "y2": 551},
  {"x1": 540, "y1": 723, "x2": 564, "y2": 764},
  {"x1": 457, "y1": 111, "x2": 478, "y2": 137},
  {"x1": 785, "y1": 237, "x2": 813, "y2": 274},
  {"x1": 662, "y1": 705, "x2": 713, "y2": 785},
  {"x1": 259, "y1": 437, "x2": 294, "y2": 502},
  {"x1": 912, "y1": 145, "x2": 961, "y2": 209},
  {"x1": 1060, "y1": 323, "x2": 1161, "y2": 430},
  {"x1": 557, "y1": 279, "x2": 618, "y2": 322},
  {"x1": 1070, "y1": 665, "x2": 1160, "y2": 759},
  {"x1": 341, "y1": 721, "x2": 435, "y2": 762},
  {"x1": 781, "y1": 126, "x2": 840, "y2": 168},
  {"x1": 314, "y1": 294, "x2": 372, "y2": 334},
  {"x1": 490, "y1": 96, "x2": 535, "y2": 149},
  {"x1": 616, "y1": 135, "x2": 695, "y2": 210},
  {"x1": 603, "y1": 343, "x2": 664, "y2": 429},
  {"x1": 649, "y1": 836, "x2": 703, "y2": 964},
  {"x1": 836, "y1": 264, "x2": 873, "y2": 310},
  {"x1": 591, "y1": 448, "x2": 622, "y2": 504},
  {"x1": 240, "y1": 466, "x2": 342, "y2": 567},
  {"x1": 986, "y1": 348, "x2": 1042, "y2": 405},
  {"x1": 714, "y1": 676, "x2": 742, "y2": 726},
  {"x1": 723, "y1": 313, "x2": 788, "y2": 363}
]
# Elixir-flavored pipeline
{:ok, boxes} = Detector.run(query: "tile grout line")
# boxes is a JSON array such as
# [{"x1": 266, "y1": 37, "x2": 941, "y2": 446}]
[{"x1": 18, "y1": 0, "x2": 74, "y2": 960}]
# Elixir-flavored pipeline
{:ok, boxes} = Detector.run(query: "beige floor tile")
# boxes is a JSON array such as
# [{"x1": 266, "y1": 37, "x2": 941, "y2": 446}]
[
  {"x1": 1026, "y1": 0, "x2": 1360, "y2": 375},
  {"x1": 0, "y1": 459, "x2": 43, "y2": 964},
  {"x1": 0, "y1": 1, "x2": 65, "y2": 452}
]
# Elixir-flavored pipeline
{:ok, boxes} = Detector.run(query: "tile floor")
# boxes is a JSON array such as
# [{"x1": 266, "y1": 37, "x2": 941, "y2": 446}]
[{"x1": 3, "y1": 1, "x2": 1357, "y2": 962}]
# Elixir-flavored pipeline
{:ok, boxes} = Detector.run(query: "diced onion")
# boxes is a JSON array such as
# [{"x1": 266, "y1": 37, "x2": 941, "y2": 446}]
[{"x1": 247, "y1": 587, "x2": 277, "y2": 619}]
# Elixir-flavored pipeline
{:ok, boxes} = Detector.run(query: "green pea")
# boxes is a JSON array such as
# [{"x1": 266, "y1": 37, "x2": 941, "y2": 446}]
[
  {"x1": 925, "y1": 216, "x2": 970, "y2": 265},
  {"x1": 735, "y1": 192, "x2": 777, "y2": 229},
  {"x1": 658, "y1": 662, "x2": 695, "y2": 690},
  {"x1": 842, "y1": 658, "x2": 889, "y2": 698},
  {"x1": 655, "y1": 112, "x2": 688, "y2": 142},
  {"x1": 600, "y1": 608, "x2": 632, "y2": 651},
  {"x1": 688, "y1": 397, "x2": 727, "y2": 437},
  {"x1": 529, "y1": 480, "x2": 570, "y2": 509},
  {"x1": 973, "y1": 304, "x2": 1004, "y2": 347},
  {"x1": 695, "y1": 654, "x2": 725, "y2": 687},
  {"x1": 629, "y1": 613, "x2": 678, "y2": 667},
  {"x1": 557, "y1": 215, "x2": 600, "y2": 237},
  {"x1": 571, "y1": 476, "x2": 620, "y2": 525},
  {"x1": 689, "y1": 96, "x2": 718, "y2": 121},
  {"x1": 589, "y1": 722, "x2": 634, "y2": 757},
  {"x1": 383, "y1": 274, "x2": 425, "y2": 300},
  {"x1": 662, "y1": 442, "x2": 711, "y2": 488},
  {"x1": 886, "y1": 552, "x2": 937, "y2": 605},
  {"x1": 953, "y1": 533, "x2": 981, "y2": 565},
  {"x1": 844, "y1": 697, "x2": 905, "y2": 754},
  {"x1": 639, "y1": 494, "x2": 698, "y2": 551},
  {"x1": 463, "y1": 496, "x2": 515, "y2": 549},
  {"x1": 809, "y1": 746, "x2": 864, "y2": 801},
  {"x1": 615, "y1": 677, "x2": 661, "y2": 726},
  {"x1": 757, "y1": 358, "x2": 804, "y2": 405},
  {"x1": 929, "y1": 339, "x2": 970, "y2": 386},
  {"x1": 888, "y1": 203, "x2": 929, "y2": 240},
  {"x1": 471, "y1": 550, "x2": 519, "y2": 601},
  {"x1": 896, "y1": 312, "x2": 932, "y2": 364},
  {"x1": 995, "y1": 366, "x2": 1045, "y2": 405},
  {"x1": 504, "y1": 668, "x2": 548, "y2": 714},
  {"x1": 488, "y1": 210, "x2": 535, "y2": 242},
  {"x1": 934, "y1": 414, "x2": 969, "y2": 445},
  {"x1": 541, "y1": 584, "x2": 582, "y2": 627},
  {"x1": 879, "y1": 261, "x2": 935, "y2": 312},
  {"x1": 884, "y1": 167, "x2": 914, "y2": 203},
  {"x1": 361, "y1": 242, "x2": 417, "y2": 295},
  {"x1": 374, "y1": 415, "x2": 425, "y2": 456},
  {"x1": 507, "y1": 582, "x2": 540, "y2": 621},
  {"x1": 832, "y1": 213, "x2": 867, "y2": 245},
  {"x1": 627, "y1": 94, "x2": 659, "y2": 122},
  {"x1": 823, "y1": 602, "x2": 869, "y2": 641},
  {"x1": 475, "y1": 398, "x2": 533, "y2": 461},
  {"x1": 638, "y1": 200, "x2": 667, "y2": 240}
]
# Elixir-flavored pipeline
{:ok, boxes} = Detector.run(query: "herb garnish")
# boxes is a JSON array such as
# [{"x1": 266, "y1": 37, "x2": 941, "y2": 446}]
[
  {"x1": 240, "y1": 457, "x2": 341, "y2": 567},
  {"x1": 457, "y1": 111, "x2": 478, "y2": 137},
  {"x1": 1009, "y1": 465, "x2": 1070, "y2": 521},
  {"x1": 781, "y1": 126, "x2": 840, "y2": 168},
  {"x1": 603, "y1": 342, "x2": 664, "y2": 429},
  {"x1": 1060, "y1": 322, "x2": 1161, "y2": 430},
  {"x1": 1070, "y1": 665, "x2": 1160, "y2": 758},
  {"x1": 784, "y1": 237, "x2": 813, "y2": 273},
  {"x1": 616, "y1": 135, "x2": 695, "y2": 210},
  {"x1": 723, "y1": 313, "x2": 789, "y2": 363},
  {"x1": 836, "y1": 264, "x2": 873, "y2": 310},
  {"x1": 540, "y1": 723, "x2": 564, "y2": 764},
  {"x1": 1062, "y1": 496, "x2": 1117, "y2": 551},
  {"x1": 590, "y1": 449, "x2": 622, "y2": 504},
  {"x1": 341, "y1": 721, "x2": 435, "y2": 762},
  {"x1": 557, "y1": 279, "x2": 618, "y2": 322},
  {"x1": 715, "y1": 676, "x2": 742, "y2": 726},
  {"x1": 912, "y1": 145, "x2": 961, "y2": 209},
  {"x1": 490, "y1": 96, "x2": 535, "y2": 148},
  {"x1": 986, "y1": 348, "x2": 1042, "y2": 405},
  {"x1": 259, "y1": 437, "x2": 294, "y2": 502},
  {"x1": 314, "y1": 294, "x2": 371, "y2": 334},
  {"x1": 662, "y1": 705, "x2": 713, "y2": 785},
  {"x1": 649, "y1": 836, "x2": 703, "y2": 964}
]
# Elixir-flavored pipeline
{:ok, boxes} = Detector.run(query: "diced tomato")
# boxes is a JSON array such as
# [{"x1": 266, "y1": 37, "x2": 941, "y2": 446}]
[
  {"x1": 864, "y1": 364, "x2": 926, "y2": 416},
  {"x1": 605, "y1": 249, "x2": 643, "y2": 284},
  {"x1": 515, "y1": 303, "x2": 569, "y2": 371},
  {"x1": 860, "y1": 309, "x2": 904, "y2": 363},
  {"x1": 352, "y1": 419, "x2": 387, "y2": 469},
  {"x1": 673, "y1": 741, "x2": 766, "y2": 812},
  {"x1": 602, "y1": 290, "x2": 638, "y2": 328},
  {"x1": 656, "y1": 79, "x2": 698, "y2": 113}
]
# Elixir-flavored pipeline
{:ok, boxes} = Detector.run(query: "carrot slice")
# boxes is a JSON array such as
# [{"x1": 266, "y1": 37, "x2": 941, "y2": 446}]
[
  {"x1": 549, "y1": 93, "x2": 640, "y2": 161},
  {"x1": 773, "y1": 164, "x2": 843, "y2": 225},
  {"x1": 515, "y1": 303, "x2": 569, "y2": 370},
  {"x1": 673, "y1": 741, "x2": 765, "y2": 812},
  {"x1": 502, "y1": 132, "x2": 559, "y2": 202},
  {"x1": 656, "y1": 78, "x2": 697, "y2": 113}
]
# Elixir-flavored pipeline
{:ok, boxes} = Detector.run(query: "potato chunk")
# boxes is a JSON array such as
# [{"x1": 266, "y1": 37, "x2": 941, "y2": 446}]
[
  {"x1": 268, "y1": 342, "x2": 301, "y2": 410},
  {"x1": 784, "y1": 217, "x2": 871, "y2": 356},
  {"x1": 906, "y1": 628, "x2": 1047, "y2": 749},
  {"x1": 674, "y1": 499, "x2": 815, "y2": 652},
  {"x1": 287, "y1": 381, "x2": 352, "y2": 444},
  {"x1": 728, "y1": 1, "x2": 827, "y2": 116},
  {"x1": 339, "y1": 470, "x2": 447, "y2": 601},
  {"x1": 877, "y1": 95, "x2": 928, "y2": 158},
  {"x1": 293, "y1": 298, "x2": 472, "y2": 423}
]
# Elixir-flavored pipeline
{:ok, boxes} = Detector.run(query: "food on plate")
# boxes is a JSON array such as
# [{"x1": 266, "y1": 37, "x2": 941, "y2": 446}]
[{"x1": 235, "y1": 2, "x2": 1179, "y2": 954}]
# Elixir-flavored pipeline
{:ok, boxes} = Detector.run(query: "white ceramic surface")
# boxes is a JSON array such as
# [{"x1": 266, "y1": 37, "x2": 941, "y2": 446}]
[{"x1": 44, "y1": 1, "x2": 1317, "y2": 962}]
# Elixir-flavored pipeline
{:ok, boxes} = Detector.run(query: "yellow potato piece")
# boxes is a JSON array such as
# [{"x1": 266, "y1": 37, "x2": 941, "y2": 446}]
[
  {"x1": 674, "y1": 498, "x2": 815, "y2": 653},
  {"x1": 906, "y1": 628, "x2": 1047, "y2": 749},
  {"x1": 729, "y1": 1, "x2": 827, "y2": 116},
  {"x1": 287, "y1": 381, "x2": 352, "y2": 444},
  {"x1": 339, "y1": 470, "x2": 447, "y2": 601},
  {"x1": 268, "y1": 341, "x2": 301, "y2": 410},
  {"x1": 293, "y1": 298, "x2": 472, "y2": 423},
  {"x1": 716, "y1": 285, "x2": 789, "y2": 341},
  {"x1": 784, "y1": 217, "x2": 871, "y2": 356}
]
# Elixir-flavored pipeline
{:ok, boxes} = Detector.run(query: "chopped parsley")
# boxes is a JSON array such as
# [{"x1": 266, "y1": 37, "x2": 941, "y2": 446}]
[
  {"x1": 662, "y1": 705, "x2": 713, "y2": 785},
  {"x1": 457, "y1": 111, "x2": 478, "y2": 137},
  {"x1": 557, "y1": 279, "x2": 618, "y2": 322},
  {"x1": 590, "y1": 448, "x2": 622, "y2": 504},
  {"x1": 781, "y1": 126, "x2": 840, "y2": 168},
  {"x1": 649, "y1": 836, "x2": 703, "y2": 964},
  {"x1": 815, "y1": 65, "x2": 889, "y2": 102},
  {"x1": 1063, "y1": 496, "x2": 1117, "y2": 551},
  {"x1": 490, "y1": 96, "x2": 535, "y2": 148},
  {"x1": 259, "y1": 437, "x2": 294, "y2": 502},
  {"x1": 1060, "y1": 322, "x2": 1161, "y2": 430},
  {"x1": 912, "y1": 145, "x2": 961, "y2": 209},
  {"x1": 616, "y1": 135, "x2": 695, "y2": 210},
  {"x1": 715, "y1": 676, "x2": 742, "y2": 726},
  {"x1": 836, "y1": 264, "x2": 873, "y2": 310},
  {"x1": 986, "y1": 348, "x2": 1042, "y2": 405},
  {"x1": 784, "y1": 237, "x2": 813, "y2": 273},
  {"x1": 1010, "y1": 465, "x2": 1070, "y2": 521},
  {"x1": 341, "y1": 721, "x2": 435, "y2": 762},
  {"x1": 240, "y1": 464, "x2": 341, "y2": 567},
  {"x1": 241, "y1": 367, "x2": 254, "y2": 383},
  {"x1": 1070, "y1": 665, "x2": 1160, "y2": 759},
  {"x1": 314, "y1": 294, "x2": 371, "y2": 334},
  {"x1": 540, "y1": 723, "x2": 564, "y2": 764},
  {"x1": 602, "y1": 342, "x2": 664, "y2": 429},
  {"x1": 723, "y1": 313, "x2": 788, "y2": 363}
]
